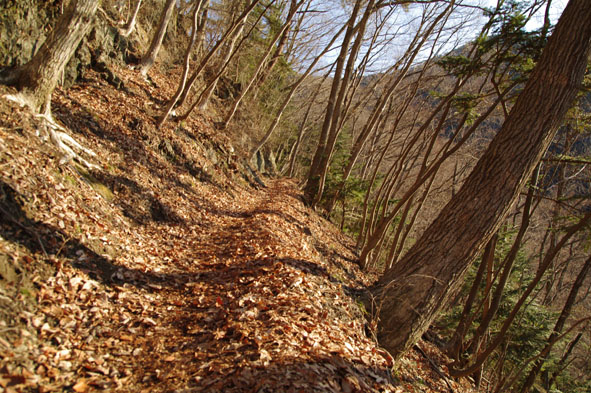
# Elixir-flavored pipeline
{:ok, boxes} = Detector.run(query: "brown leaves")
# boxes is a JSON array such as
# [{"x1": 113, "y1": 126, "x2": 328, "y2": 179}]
[
  {"x1": 72, "y1": 379, "x2": 89, "y2": 392},
  {"x1": 0, "y1": 373, "x2": 26, "y2": 390},
  {"x1": 0, "y1": 67, "x2": 476, "y2": 393}
]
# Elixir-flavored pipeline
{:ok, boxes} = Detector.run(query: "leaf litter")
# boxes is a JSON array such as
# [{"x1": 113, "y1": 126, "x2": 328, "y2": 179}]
[{"x1": 0, "y1": 65, "x2": 476, "y2": 392}]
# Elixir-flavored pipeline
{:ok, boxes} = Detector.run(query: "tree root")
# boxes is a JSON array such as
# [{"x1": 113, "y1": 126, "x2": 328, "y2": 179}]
[{"x1": 4, "y1": 94, "x2": 98, "y2": 169}]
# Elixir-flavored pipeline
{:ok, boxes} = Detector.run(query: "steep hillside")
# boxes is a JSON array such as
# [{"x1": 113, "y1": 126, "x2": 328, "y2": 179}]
[{"x1": 0, "y1": 65, "x2": 475, "y2": 392}]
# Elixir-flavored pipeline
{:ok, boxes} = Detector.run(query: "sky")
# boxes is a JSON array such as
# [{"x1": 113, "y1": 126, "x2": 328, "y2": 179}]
[
  {"x1": 299, "y1": 0, "x2": 570, "y2": 75},
  {"x1": 479, "y1": 0, "x2": 568, "y2": 30}
]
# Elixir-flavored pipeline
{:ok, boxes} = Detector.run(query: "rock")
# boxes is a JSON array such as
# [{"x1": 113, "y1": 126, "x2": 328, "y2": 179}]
[
  {"x1": 0, "y1": 0, "x2": 60, "y2": 67},
  {"x1": 0, "y1": 1, "x2": 133, "y2": 90}
]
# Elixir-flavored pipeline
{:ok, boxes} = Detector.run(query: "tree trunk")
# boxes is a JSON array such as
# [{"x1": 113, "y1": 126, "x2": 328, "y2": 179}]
[
  {"x1": 156, "y1": 0, "x2": 206, "y2": 127},
  {"x1": 450, "y1": 210, "x2": 591, "y2": 378},
  {"x1": 446, "y1": 233, "x2": 497, "y2": 362},
  {"x1": 325, "y1": 3, "x2": 450, "y2": 214},
  {"x1": 305, "y1": 0, "x2": 376, "y2": 208},
  {"x1": 174, "y1": 0, "x2": 262, "y2": 119},
  {"x1": 390, "y1": 172, "x2": 435, "y2": 266},
  {"x1": 367, "y1": 0, "x2": 591, "y2": 359},
  {"x1": 355, "y1": 85, "x2": 421, "y2": 250},
  {"x1": 285, "y1": 75, "x2": 329, "y2": 177},
  {"x1": 222, "y1": 0, "x2": 302, "y2": 127},
  {"x1": 547, "y1": 331, "x2": 583, "y2": 389},
  {"x1": 120, "y1": 0, "x2": 143, "y2": 37},
  {"x1": 195, "y1": 7, "x2": 249, "y2": 112},
  {"x1": 1, "y1": 0, "x2": 98, "y2": 114},
  {"x1": 302, "y1": 0, "x2": 364, "y2": 206},
  {"x1": 457, "y1": 168, "x2": 538, "y2": 368},
  {"x1": 360, "y1": 78, "x2": 511, "y2": 266},
  {"x1": 193, "y1": 1, "x2": 209, "y2": 58},
  {"x1": 252, "y1": 0, "x2": 294, "y2": 91},
  {"x1": 138, "y1": 0, "x2": 176, "y2": 76}
]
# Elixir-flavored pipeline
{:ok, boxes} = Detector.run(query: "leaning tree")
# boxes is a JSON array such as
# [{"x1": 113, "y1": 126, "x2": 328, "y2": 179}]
[
  {"x1": 366, "y1": 0, "x2": 591, "y2": 359},
  {"x1": 0, "y1": 0, "x2": 99, "y2": 165},
  {"x1": 0, "y1": 0, "x2": 98, "y2": 115}
]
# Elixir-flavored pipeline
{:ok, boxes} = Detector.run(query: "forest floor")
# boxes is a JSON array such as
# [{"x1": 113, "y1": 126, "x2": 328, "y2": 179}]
[{"x1": 0, "y1": 64, "x2": 476, "y2": 392}]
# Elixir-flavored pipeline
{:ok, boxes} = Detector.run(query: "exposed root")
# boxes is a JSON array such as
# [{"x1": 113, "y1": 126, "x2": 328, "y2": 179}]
[
  {"x1": 3, "y1": 93, "x2": 28, "y2": 109},
  {"x1": 38, "y1": 113, "x2": 98, "y2": 169},
  {"x1": 4, "y1": 93, "x2": 98, "y2": 169}
]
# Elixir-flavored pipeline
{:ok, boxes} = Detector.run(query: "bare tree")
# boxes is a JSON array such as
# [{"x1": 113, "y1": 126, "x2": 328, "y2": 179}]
[
  {"x1": 324, "y1": 2, "x2": 455, "y2": 215},
  {"x1": 366, "y1": 0, "x2": 591, "y2": 359},
  {"x1": 158, "y1": 0, "x2": 262, "y2": 125},
  {"x1": 120, "y1": 0, "x2": 143, "y2": 37},
  {"x1": 138, "y1": 0, "x2": 176, "y2": 76},
  {"x1": 157, "y1": 0, "x2": 209, "y2": 127},
  {"x1": 222, "y1": 0, "x2": 304, "y2": 127},
  {"x1": 249, "y1": 23, "x2": 347, "y2": 159},
  {"x1": 519, "y1": 254, "x2": 591, "y2": 393}
]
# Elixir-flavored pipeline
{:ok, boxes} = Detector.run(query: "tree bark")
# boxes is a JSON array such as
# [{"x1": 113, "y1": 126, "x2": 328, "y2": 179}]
[
  {"x1": 1, "y1": 0, "x2": 98, "y2": 114},
  {"x1": 138, "y1": 0, "x2": 176, "y2": 76},
  {"x1": 367, "y1": 0, "x2": 591, "y2": 359},
  {"x1": 157, "y1": 0, "x2": 207, "y2": 127},
  {"x1": 302, "y1": 0, "x2": 364, "y2": 206},
  {"x1": 120, "y1": 0, "x2": 143, "y2": 37}
]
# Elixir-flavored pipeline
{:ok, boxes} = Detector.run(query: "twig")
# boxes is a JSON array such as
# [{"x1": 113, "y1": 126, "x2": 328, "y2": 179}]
[
  {"x1": 97, "y1": 6, "x2": 120, "y2": 27},
  {"x1": 414, "y1": 343, "x2": 456, "y2": 393},
  {"x1": 56, "y1": 233, "x2": 73, "y2": 258},
  {"x1": 0, "y1": 293, "x2": 14, "y2": 302}
]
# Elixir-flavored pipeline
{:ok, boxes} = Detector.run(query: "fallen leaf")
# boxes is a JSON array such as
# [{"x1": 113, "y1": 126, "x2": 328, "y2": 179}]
[{"x1": 73, "y1": 379, "x2": 89, "y2": 392}]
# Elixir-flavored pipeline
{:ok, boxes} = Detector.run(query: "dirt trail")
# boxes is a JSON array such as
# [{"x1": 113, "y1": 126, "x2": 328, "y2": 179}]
[
  {"x1": 0, "y1": 67, "x2": 476, "y2": 393},
  {"x1": 106, "y1": 179, "x2": 389, "y2": 392}
]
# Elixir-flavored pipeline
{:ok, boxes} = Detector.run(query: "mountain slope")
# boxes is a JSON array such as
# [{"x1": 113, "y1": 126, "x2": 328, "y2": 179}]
[{"x1": 0, "y1": 65, "x2": 475, "y2": 392}]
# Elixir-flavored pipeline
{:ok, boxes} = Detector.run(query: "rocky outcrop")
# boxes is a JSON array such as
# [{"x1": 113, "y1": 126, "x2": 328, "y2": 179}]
[{"x1": 1, "y1": 0, "x2": 134, "y2": 90}]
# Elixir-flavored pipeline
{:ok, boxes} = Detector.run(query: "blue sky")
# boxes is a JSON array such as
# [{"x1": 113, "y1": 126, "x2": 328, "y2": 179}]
[
  {"x1": 297, "y1": 0, "x2": 570, "y2": 75},
  {"x1": 479, "y1": 0, "x2": 568, "y2": 30}
]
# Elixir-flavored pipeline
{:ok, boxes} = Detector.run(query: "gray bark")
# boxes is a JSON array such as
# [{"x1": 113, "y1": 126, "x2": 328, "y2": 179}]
[
  {"x1": 1, "y1": 0, "x2": 98, "y2": 114},
  {"x1": 138, "y1": 0, "x2": 176, "y2": 76},
  {"x1": 120, "y1": 0, "x2": 142, "y2": 37}
]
